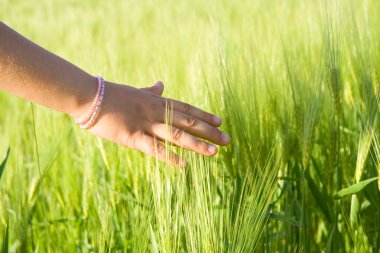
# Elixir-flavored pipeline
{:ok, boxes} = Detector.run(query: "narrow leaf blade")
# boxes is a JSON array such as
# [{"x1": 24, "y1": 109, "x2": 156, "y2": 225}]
[
  {"x1": 334, "y1": 177, "x2": 378, "y2": 199},
  {"x1": 0, "y1": 148, "x2": 10, "y2": 181},
  {"x1": 1, "y1": 221, "x2": 9, "y2": 253},
  {"x1": 270, "y1": 212, "x2": 302, "y2": 227},
  {"x1": 149, "y1": 224, "x2": 158, "y2": 253},
  {"x1": 350, "y1": 194, "x2": 360, "y2": 228}
]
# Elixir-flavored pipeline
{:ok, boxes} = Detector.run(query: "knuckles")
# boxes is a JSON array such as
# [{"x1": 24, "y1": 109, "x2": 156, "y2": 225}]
[
  {"x1": 172, "y1": 128, "x2": 184, "y2": 141},
  {"x1": 186, "y1": 116, "x2": 199, "y2": 128},
  {"x1": 184, "y1": 103, "x2": 192, "y2": 114},
  {"x1": 148, "y1": 140, "x2": 165, "y2": 155}
]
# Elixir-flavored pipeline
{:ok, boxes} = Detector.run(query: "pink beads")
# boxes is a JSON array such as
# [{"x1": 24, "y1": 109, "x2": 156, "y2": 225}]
[{"x1": 75, "y1": 76, "x2": 105, "y2": 129}]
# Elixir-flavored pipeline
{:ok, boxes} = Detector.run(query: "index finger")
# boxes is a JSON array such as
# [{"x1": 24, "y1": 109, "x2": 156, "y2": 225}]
[{"x1": 163, "y1": 98, "x2": 222, "y2": 127}]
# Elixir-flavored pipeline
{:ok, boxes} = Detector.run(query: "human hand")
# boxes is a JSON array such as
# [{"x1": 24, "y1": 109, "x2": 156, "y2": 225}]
[
  {"x1": 87, "y1": 81, "x2": 230, "y2": 167},
  {"x1": 0, "y1": 22, "x2": 228, "y2": 167}
]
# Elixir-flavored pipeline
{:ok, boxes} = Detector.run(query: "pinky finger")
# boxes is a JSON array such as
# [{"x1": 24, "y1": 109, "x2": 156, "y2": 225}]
[{"x1": 134, "y1": 133, "x2": 186, "y2": 168}]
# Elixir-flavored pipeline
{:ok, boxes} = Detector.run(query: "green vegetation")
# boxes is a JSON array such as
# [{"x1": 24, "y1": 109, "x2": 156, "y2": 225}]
[{"x1": 1, "y1": 0, "x2": 379, "y2": 252}]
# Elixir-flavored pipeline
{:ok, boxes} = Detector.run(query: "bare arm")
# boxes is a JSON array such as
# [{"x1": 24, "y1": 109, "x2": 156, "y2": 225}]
[
  {"x1": 0, "y1": 21, "x2": 95, "y2": 117},
  {"x1": 0, "y1": 22, "x2": 230, "y2": 167}
]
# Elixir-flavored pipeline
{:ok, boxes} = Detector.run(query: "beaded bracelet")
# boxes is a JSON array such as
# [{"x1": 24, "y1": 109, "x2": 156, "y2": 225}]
[
  {"x1": 75, "y1": 76, "x2": 102, "y2": 125},
  {"x1": 75, "y1": 76, "x2": 105, "y2": 129}
]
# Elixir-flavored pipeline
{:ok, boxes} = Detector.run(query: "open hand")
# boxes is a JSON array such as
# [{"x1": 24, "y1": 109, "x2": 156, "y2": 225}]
[{"x1": 88, "y1": 81, "x2": 230, "y2": 167}]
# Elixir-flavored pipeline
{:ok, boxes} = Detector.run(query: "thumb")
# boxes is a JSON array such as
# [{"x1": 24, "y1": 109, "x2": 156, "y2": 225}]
[{"x1": 141, "y1": 81, "x2": 164, "y2": 96}]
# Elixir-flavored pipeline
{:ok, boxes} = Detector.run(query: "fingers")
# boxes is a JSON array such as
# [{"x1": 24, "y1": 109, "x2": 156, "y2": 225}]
[
  {"x1": 141, "y1": 82, "x2": 222, "y2": 128},
  {"x1": 163, "y1": 98, "x2": 222, "y2": 127},
  {"x1": 169, "y1": 110, "x2": 230, "y2": 146},
  {"x1": 150, "y1": 124, "x2": 219, "y2": 156},
  {"x1": 141, "y1": 81, "x2": 164, "y2": 96},
  {"x1": 133, "y1": 133, "x2": 186, "y2": 167}
]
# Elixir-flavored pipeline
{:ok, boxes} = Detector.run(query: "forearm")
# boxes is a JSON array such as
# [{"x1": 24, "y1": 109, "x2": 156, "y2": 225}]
[{"x1": 0, "y1": 22, "x2": 95, "y2": 117}]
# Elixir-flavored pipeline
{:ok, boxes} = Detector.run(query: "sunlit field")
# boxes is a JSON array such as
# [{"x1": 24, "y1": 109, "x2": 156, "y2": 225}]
[{"x1": 1, "y1": 0, "x2": 379, "y2": 252}]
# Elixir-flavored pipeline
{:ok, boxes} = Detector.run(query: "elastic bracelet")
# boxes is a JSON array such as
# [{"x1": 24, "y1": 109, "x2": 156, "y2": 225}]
[
  {"x1": 75, "y1": 76, "x2": 105, "y2": 129},
  {"x1": 75, "y1": 76, "x2": 102, "y2": 125}
]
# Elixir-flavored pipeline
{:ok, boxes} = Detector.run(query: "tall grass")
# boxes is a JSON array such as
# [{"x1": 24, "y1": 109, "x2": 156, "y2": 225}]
[{"x1": 0, "y1": 0, "x2": 379, "y2": 252}]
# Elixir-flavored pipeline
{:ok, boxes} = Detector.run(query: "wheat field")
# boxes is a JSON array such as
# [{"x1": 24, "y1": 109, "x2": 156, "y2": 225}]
[{"x1": 0, "y1": 0, "x2": 379, "y2": 252}]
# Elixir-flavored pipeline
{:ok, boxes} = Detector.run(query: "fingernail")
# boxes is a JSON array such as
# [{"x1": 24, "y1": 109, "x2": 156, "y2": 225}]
[
  {"x1": 213, "y1": 116, "x2": 222, "y2": 125},
  {"x1": 208, "y1": 145, "x2": 218, "y2": 155},
  {"x1": 221, "y1": 133, "x2": 230, "y2": 144},
  {"x1": 154, "y1": 81, "x2": 163, "y2": 87}
]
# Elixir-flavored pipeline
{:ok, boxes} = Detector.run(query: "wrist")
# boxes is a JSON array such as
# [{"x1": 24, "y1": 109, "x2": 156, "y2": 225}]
[
  {"x1": 67, "y1": 73, "x2": 99, "y2": 118},
  {"x1": 75, "y1": 76, "x2": 105, "y2": 129}
]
